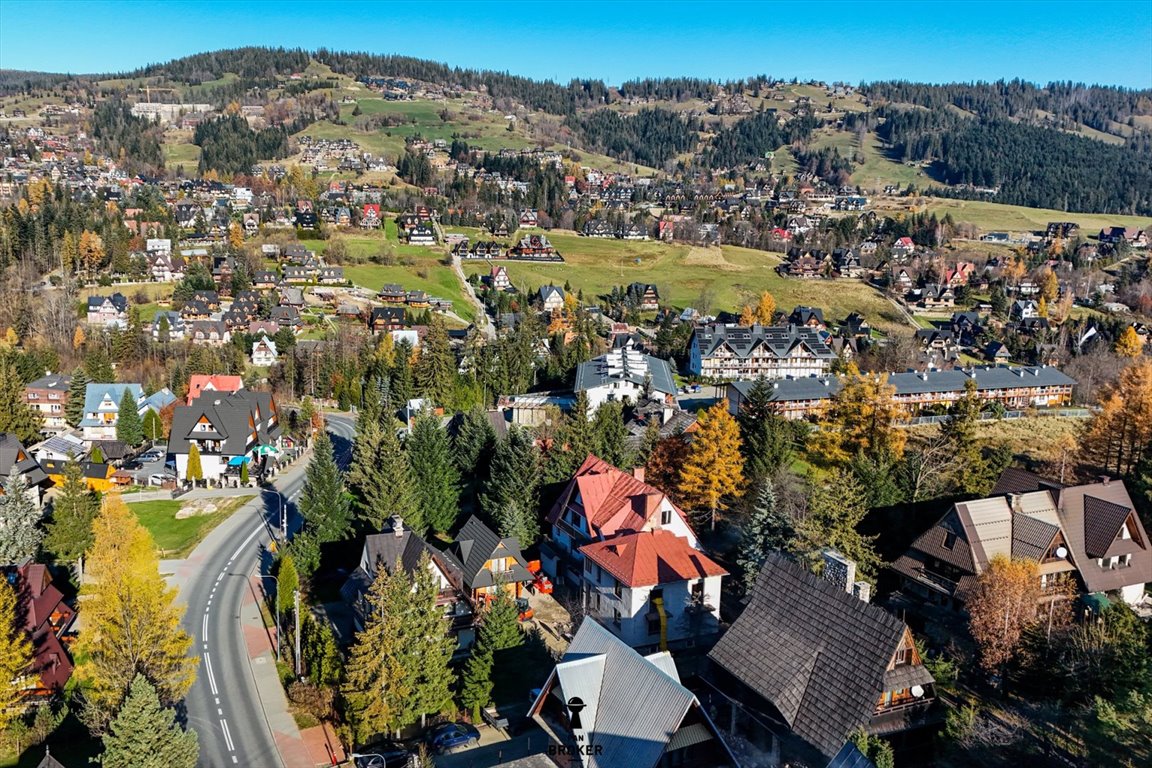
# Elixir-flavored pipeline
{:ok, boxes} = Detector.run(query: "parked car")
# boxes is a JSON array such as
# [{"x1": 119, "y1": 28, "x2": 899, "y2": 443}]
[
  {"x1": 425, "y1": 722, "x2": 480, "y2": 754},
  {"x1": 353, "y1": 740, "x2": 415, "y2": 768},
  {"x1": 140, "y1": 450, "x2": 165, "y2": 463}
]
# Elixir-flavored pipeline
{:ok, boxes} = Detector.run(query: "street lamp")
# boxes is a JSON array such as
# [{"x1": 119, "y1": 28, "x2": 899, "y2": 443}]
[
  {"x1": 254, "y1": 574, "x2": 280, "y2": 662},
  {"x1": 276, "y1": 492, "x2": 287, "y2": 540}
]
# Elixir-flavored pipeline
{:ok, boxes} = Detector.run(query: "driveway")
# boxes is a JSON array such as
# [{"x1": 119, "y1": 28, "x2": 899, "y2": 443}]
[{"x1": 432, "y1": 726, "x2": 550, "y2": 768}]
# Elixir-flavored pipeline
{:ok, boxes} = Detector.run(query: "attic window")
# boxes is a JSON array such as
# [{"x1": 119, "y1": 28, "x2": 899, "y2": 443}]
[
  {"x1": 943, "y1": 531, "x2": 957, "y2": 550},
  {"x1": 661, "y1": 508, "x2": 672, "y2": 526}
]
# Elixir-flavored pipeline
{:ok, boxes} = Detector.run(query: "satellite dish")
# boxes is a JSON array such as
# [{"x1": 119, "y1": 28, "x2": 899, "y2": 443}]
[
  {"x1": 1056, "y1": 546, "x2": 1068, "y2": 558},
  {"x1": 911, "y1": 685, "x2": 925, "y2": 698}
]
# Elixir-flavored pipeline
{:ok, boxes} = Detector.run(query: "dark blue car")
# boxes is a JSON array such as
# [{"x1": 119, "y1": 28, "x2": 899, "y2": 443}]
[{"x1": 425, "y1": 721, "x2": 481, "y2": 753}]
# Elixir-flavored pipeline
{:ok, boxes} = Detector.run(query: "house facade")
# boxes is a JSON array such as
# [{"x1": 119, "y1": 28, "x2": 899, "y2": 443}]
[
  {"x1": 24, "y1": 374, "x2": 70, "y2": 435},
  {"x1": 690, "y1": 323, "x2": 836, "y2": 380},
  {"x1": 168, "y1": 390, "x2": 281, "y2": 483},
  {"x1": 573, "y1": 348, "x2": 678, "y2": 413},
  {"x1": 436, "y1": 515, "x2": 534, "y2": 602},
  {"x1": 86, "y1": 293, "x2": 128, "y2": 328},
  {"x1": 251, "y1": 335, "x2": 278, "y2": 366}
]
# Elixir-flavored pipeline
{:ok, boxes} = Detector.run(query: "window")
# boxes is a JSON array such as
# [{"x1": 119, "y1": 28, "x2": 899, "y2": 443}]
[
  {"x1": 894, "y1": 645, "x2": 912, "y2": 666},
  {"x1": 942, "y1": 531, "x2": 957, "y2": 550},
  {"x1": 661, "y1": 508, "x2": 672, "y2": 526},
  {"x1": 650, "y1": 588, "x2": 664, "y2": 605},
  {"x1": 613, "y1": 579, "x2": 622, "y2": 598},
  {"x1": 691, "y1": 581, "x2": 704, "y2": 601},
  {"x1": 648, "y1": 617, "x2": 662, "y2": 636}
]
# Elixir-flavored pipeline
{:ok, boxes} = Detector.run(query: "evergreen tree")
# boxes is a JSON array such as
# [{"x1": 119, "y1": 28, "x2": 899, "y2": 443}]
[
  {"x1": 276, "y1": 553, "x2": 299, "y2": 617},
  {"x1": 391, "y1": 339, "x2": 414, "y2": 405},
  {"x1": 0, "y1": 578, "x2": 33, "y2": 732},
  {"x1": 479, "y1": 589, "x2": 524, "y2": 652},
  {"x1": 592, "y1": 401, "x2": 633, "y2": 469},
  {"x1": 400, "y1": 552, "x2": 456, "y2": 727},
  {"x1": 737, "y1": 480, "x2": 794, "y2": 591},
  {"x1": 454, "y1": 407, "x2": 496, "y2": 479},
  {"x1": 85, "y1": 347, "x2": 116, "y2": 383},
  {"x1": 185, "y1": 443, "x2": 202, "y2": 486},
  {"x1": 348, "y1": 417, "x2": 418, "y2": 532},
  {"x1": 75, "y1": 495, "x2": 197, "y2": 731},
  {"x1": 408, "y1": 413, "x2": 461, "y2": 533},
  {"x1": 481, "y1": 427, "x2": 541, "y2": 544},
  {"x1": 116, "y1": 388, "x2": 143, "y2": 447},
  {"x1": 298, "y1": 431, "x2": 351, "y2": 545},
  {"x1": 736, "y1": 376, "x2": 794, "y2": 484},
  {"x1": 142, "y1": 409, "x2": 164, "y2": 442},
  {"x1": 66, "y1": 369, "x2": 90, "y2": 427},
  {"x1": 0, "y1": 470, "x2": 44, "y2": 562},
  {"x1": 44, "y1": 461, "x2": 100, "y2": 564},
  {"x1": 90, "y1": 444, "x2": 105, "y2": 464},
  {"x1": 414, "y1": 316, "x2": 456, "y2": 407},
  {"x1": 342, "y1": 562, "x2": 410, "y2": 743},
  {"x1": 100, "y1": 674, "x2": 198, "y2": 768},
  {"x1": 799, "y1": 469, "x2": 881, "y2": 582},
  {"x1": 941, "y1": 379, "x2": 997, "y2": 496},
  {"x1": 458, "y1": 645, "x2": 493, "y2": 722},
  {"x1": 0, "y1": 361, "x2": 43, "y2": 444},
  {"x1": 301, "y1": 614, "x2": 342, "y2": 687}
]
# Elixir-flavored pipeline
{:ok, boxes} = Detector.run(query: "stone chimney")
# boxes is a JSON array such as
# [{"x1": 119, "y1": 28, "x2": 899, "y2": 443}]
[
  {"x1": 391, "y1": 516, "x2": 405, "y2": 537},
  {"x1": 821, "y1": 550, "x2": 855, "y2": 594},
  {"x1": 853, "y1": 581, "x2": 872, "y2": 603},
  {"x1": 632, "y1": 466, "x2": 645, "y2": 483}
]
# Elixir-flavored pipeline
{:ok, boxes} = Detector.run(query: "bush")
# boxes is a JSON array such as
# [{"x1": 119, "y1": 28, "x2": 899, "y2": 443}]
[{"x1": 97, "y1": 273, "x2": 113, "y2": 287}]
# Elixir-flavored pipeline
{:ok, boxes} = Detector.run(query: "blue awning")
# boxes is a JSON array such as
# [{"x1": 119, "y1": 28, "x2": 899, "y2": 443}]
[{"x1": 227, "y1": 455, "x2": 250, "y2": 466}]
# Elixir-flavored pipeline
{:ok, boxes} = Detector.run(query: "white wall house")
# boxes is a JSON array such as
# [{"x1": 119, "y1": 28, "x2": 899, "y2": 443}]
[{"x1": 573, "y1": 348, "x2": 677, "y2": 414}]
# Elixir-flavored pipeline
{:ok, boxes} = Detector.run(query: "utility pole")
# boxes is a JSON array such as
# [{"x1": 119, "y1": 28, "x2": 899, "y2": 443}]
[{"x1": 294, "y1": 589, "x2": 302, "y2": 677}]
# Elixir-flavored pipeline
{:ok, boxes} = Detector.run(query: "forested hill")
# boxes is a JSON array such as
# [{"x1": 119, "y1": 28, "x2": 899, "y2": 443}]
[{"x1": 15, "y1": 46, "x2": 1152, "y2": 215}]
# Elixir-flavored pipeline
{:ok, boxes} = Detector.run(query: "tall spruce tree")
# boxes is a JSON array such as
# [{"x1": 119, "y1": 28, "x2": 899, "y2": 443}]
[
  {"x1": 736, "y1": 376, "x2": 794, "y2": 484},
  {"x1": 349, "y1": 417, "x2": 418, "y2": 532},
  {"x1": 454, "y1": 407, "x2": 496, "y2": 479},
  {"x1": 737, "y1": 479, "x2": 795, "y2": 591},
  {"x1": 100, "y1": 674, "x2": 198, "y2": 768},
  {"x1": 116, "y1": 388, "x2": 143, "y2": 446},
  {"x1": 66, "y1": 368, "x2": 90, "y2": 427},
  {"x1": 0, "y1": 362, "x2": 42, "y2": 444},
  {"x1": 391, "y1": 339, "x2": 414, "y2": 405},
  {"x1": 0, "y1": 470, "x2": 44, "y2": 562},
  {"x1": 298, "y1": 431, "x2": 352, "y2": 545},
  {"x1": 44, "y1": 461, "x2": 101, "y2": 564},
  {"x1": 458, "y1": 645, "x2": 493, "y2": 722},
  {"x1": 397, "y1": 552, "x2": 456, "y2": 728},
  {"x1": 482, "y1": 427, "x2": 541, "y2": 544},
  {"x1": 592, "y1": 401, "x2": 633, "y2": 469},
  {"x1": 408, "y1": 413, "x2": 461, "y2": 533},
  {"x1": 414, "y1": 316, "x2": 456, "y2": 407}
]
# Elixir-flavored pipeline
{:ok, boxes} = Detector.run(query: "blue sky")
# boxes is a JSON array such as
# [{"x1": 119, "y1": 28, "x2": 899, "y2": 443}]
[{"x1": 1, "y1": 0, "x2": 1150, "y2": 87}]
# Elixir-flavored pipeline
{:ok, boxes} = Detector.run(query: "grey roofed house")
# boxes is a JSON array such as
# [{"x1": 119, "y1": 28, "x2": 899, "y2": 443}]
[
  {"x1": 892, "y1": 473, "x2": 1152, "y2": 607},
  {"x1": 574, "y1": 349, "x2": 677, "y2": 398},
  {"x1": 692, "y1": 323, "x2": 836, "y2": 363},
  {"x1": 708, "y1": 552, "x2": 934, "y2": 761},
  {"x1": 168, "y1": 390, "x2": 280, "y2": 459},
  {"x1": 884, "y1": 365, "x2": 1075, "y2": 396},
  {"x1": 437, "y1": 515, "x2": 532, "y2": 591},
  {"x1": 529, "y1": 618, "x2": 739, "y2": 768},
  {"x1": 0, "y1": 433, "x2": 50, "y2": 488},
  {"x1": 86, "y1": 292, "x2": 128, "y2": 314}
]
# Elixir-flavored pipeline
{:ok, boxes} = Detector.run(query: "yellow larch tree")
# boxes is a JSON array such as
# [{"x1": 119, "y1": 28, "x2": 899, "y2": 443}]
[
  {"x1": 755, "y1": 291, "x2": 777, "y2": 325},
  {"x1": 0, "y1": 578, "x2": 33, "y2": 731},
  {"x1": 1114, "y1": 326, "x2": 1143, "y2": 358},
  {"x1": 1080, "y1": 359, "x2": 1152, "y2": 476},
  {"x1": 811, "y1": 364, "x2": 907, "y2": 466},
  {"x1": 74, "y1": 494, "x2": 197, "y2": 731},
  {"x1": 678, "y1": 402, "x2": 745, "y2": 531}
]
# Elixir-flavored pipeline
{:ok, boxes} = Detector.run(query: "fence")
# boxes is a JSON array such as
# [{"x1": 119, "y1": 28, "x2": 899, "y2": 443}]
[{"x1": 900, "y1": 408, "x2": 1091, "y2": 427}]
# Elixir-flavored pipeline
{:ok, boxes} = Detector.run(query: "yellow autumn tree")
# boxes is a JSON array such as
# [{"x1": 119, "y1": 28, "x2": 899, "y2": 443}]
[
  {"x1": 738, "y1": 304, "x2": 757, "y2": 326},
  {"x1": 60, "y1": 230, "x2": 79, "y2": 274},
  {"x1": 1037, "y1": 295, "x2": 1049, "y2": 318},
  {"x1": 1114, "y1": 326, "x2": 1143, "y2": 358},
  {"x1": 228, "y1": 221, "x2": 244, "y2": 250},
  {"x1": 755, "y1": 291, "x2": 776, "y2": 325},
  {"x1": 966, "y1": 556, "x2": 1041, "y2": 676},
  {"x1": 78, "y1": 230, "x2": 105, "y2": 275},
  {"x1": 1039, "y1": 267, "x2": 1059, "y2": 302},
  {"x1": 678, "y1": 402, "x2": 744, "y2": 530},
  {"x1": 75, "y1": 494, "x2": 197, "y2": 731},
  {"x1": 811, "y1": 364, "x2": 907, "y2": 466},
  {"x1": 0, "y1": 578, "x2": 33, "y2": 731},
  {"x1": 72, "y1": 324, "x2": 86, "y2": 352},
  {"x1": 1081, "y1": 359, "x2": 1152, "y2": 476}
]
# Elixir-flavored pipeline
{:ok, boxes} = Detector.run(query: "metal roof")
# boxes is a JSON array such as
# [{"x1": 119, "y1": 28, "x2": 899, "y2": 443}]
[{"x1": 574, "y1": 349, "x2": 676, "y2": 396}]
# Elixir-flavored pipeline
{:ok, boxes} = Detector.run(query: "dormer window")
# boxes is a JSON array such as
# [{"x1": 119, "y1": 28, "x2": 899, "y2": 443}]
[{"x1": 943, "y1": 531, "x2": 957, "y2": 550}]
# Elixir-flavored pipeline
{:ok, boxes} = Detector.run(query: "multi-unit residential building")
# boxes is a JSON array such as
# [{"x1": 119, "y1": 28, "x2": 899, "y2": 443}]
[
  {"x1": 24, "y1": 374, "x2": 71, "y2": 435},
  {"x1": 727, "y1": 364, "x2": 1076, "y2": 421},
  {"x1": 85, "y1": 292, "x2": 129, "y2": 328},
  {"x1": 573, "y1": 348, "x2": 678, "y2": 414},
  {"x1": 689, "y1": 323, "x2": 837, "y2": 380},
  {"x1": 78, "y1": 384, "x2": 176, "y2": 442}
]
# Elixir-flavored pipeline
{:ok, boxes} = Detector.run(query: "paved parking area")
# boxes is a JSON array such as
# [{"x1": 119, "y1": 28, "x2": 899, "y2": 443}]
[{"x1": 433, "y1": 727, "x2": 550, "y2": 768}]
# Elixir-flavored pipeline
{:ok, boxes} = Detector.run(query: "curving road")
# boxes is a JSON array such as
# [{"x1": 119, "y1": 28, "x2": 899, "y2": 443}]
[{"x1": 178, "y1": 414, "x2": 356, "y2": 768}]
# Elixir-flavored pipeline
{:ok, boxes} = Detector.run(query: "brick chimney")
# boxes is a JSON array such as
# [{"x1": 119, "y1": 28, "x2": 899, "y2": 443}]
[
  {"x1": 853, "y1": 581, "x2": 872, "y2": 603},
  {"x1": 632, "y1": 466, "x2": 645, "y2": 483},
  {"x1": 391, "y1": 516, "x2": 405, "y2": 537},
  {"x1": 821, "y1": 550, "x2": 855, "y2": 594}
]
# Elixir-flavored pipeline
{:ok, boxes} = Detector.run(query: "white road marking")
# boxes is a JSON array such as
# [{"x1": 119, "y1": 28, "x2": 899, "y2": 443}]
[
  {"x1": 215, "y1": 697, "x2": 219, "y2": 705},
  {"x1": 204, "y1": 652, "x2": 219, "y2": 696},
  {"x1": 220, "y1": 718, "x2": 235, "y2": 751},
  {"x1": 232, "y1": 758, "x2": 238, "y2": 764},
  {"x1": 202, "y1": 614, "x2": 208, "y2": 637},
  {"x1": 218, "y1": 707, "x2": 223, "y2": 715}
]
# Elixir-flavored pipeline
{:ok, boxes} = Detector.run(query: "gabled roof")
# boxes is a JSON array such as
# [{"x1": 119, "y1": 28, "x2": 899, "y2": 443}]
[
  {"x1": 579, "y1": 529, "x2": 725, "y2": 588},
  {"x1": 692, "y1": 323, "x2": 836, "y2": 362},
  {"x1": 0, "y1": 433, "x2": 50, "y2": 487},
  {"x1": 81, "y1": 383, "x2": 142, "y2": 421},
  {"x1": 574, "y1": 348, "x2": 677, "y2": 397},
  {"x1": 533, "y1": 618, "x2": 736, "y2": 768},
  {"x1": 168, "y1": 390, "x2": 279, "y2": 458},
  {"x1": 437, "y1": 515, "x2": 531, "y2": 589},
  {"x1": 549, "y1": 455, "x2": 690, "y2": 540},
  {"x1": 1056, "y1": 481, "x2": 1152, "y2": 591},
  {"x1": 187, "y1": 374, "x2": 244, "y2": 404},
  {"x1": 709, "y1": 553, "x2": 919, "y2": 758}
]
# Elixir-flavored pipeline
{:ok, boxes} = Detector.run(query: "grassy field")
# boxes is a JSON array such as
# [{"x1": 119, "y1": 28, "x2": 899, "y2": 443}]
[
  {"x1": 907, "y1": 416, "x2": 1085, "y2": 466},
  {"x1": 302, "y1": 229, "x2": 476, "y2": 322},
  {"x1": 162, "y1": 139, "x2": 201, "y2": 169},
  {"x1": 456, "y1": 228, "x2": 911, "y2": 332},
  {"x1": 913, "y1": 199, "x2": 1152, "y2": 235},
  {"x1": 131, "y1": 495, "x2": 254, "y2": 557}
]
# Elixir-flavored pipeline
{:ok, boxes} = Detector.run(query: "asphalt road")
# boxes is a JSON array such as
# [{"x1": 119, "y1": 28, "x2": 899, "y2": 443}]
[{"x1": 181, "y1": 414, "x2": 357, "y2": 768}]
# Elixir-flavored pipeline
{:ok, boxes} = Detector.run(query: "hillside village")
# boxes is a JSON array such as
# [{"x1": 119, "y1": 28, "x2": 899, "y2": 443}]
[{"x1": 0, "y1": 44, "x2": 1149, "y2": 768}]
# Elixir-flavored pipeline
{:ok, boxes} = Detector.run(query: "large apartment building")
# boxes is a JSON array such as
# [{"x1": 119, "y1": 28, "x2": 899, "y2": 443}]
[{"x1": 689, "y1": 323, "x2": 836, "y2": 380}]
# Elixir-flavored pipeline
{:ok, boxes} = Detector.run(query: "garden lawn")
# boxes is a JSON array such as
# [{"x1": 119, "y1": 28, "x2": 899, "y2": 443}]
[
  {"x1": 456, "y1": 229, "x2": 912, "y2": 332},
  {"x1": 130, "y1": 495, "x2": 254, "y2": 557}
]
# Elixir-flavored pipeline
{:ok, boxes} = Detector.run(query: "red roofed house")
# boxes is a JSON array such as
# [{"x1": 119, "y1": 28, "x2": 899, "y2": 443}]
[
  {"x1": 545, "y1": 455, "x2": 723, "y2": 650},
  {"x1": 5, "y1": 564, "x2": 76, "y2": 698},
  {"x1": 186, "y1": 374, "x2": 244, "y2": 405}
]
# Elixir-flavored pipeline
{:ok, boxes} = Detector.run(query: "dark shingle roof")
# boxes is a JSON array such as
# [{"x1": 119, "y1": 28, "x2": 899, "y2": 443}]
[
  {"x1": 1082, "y1": 495, "x2": 1134, "y2": 559},
  {"x1": 708, "y1": 553, "x2": 915, "y2": 758},
  {"x1": 438, "y1": 515, "x2": 531, "y2": 589},
  {"x1": 992, "y1": 467, "x2": 1063, "y2": 495},
  {"x1": 1012, "y1": 514, "x2": 1059, "y2": 561}
]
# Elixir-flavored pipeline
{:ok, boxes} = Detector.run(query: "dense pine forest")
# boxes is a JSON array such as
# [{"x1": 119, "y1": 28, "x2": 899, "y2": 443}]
[{"x1": 564, "y1": 107, "x2": 698, "y2": 166}]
